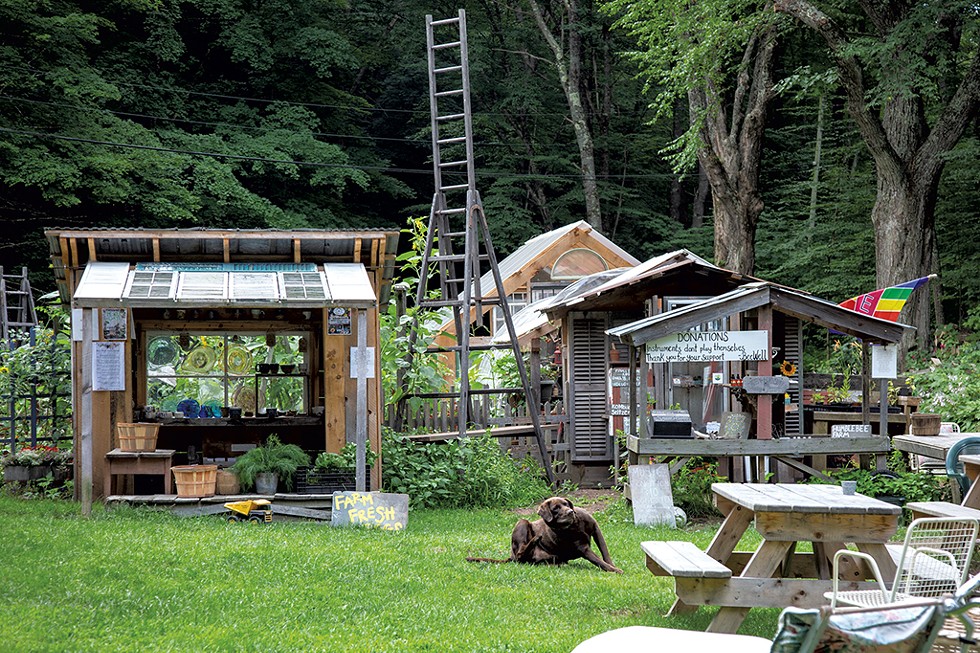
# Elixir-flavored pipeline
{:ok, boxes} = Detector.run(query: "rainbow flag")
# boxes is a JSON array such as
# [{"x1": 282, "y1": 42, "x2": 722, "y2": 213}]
[{"x1": 838, "y1": 275, "x2": 935, "y2": 322}]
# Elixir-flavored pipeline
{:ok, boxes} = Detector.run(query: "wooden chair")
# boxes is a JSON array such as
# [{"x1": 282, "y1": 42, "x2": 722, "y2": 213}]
[
  {"x1": 572, "y1": 600, "x2": 949, "y2": 653},
  {"x1": 830, "y1": 517, "x2": 980, "y2": 608}
]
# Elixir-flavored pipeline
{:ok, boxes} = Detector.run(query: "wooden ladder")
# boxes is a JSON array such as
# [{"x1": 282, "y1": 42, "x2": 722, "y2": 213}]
[
  {"x1": 400, "y1": 10, "x2": 554, "y2": 485},
  {"x1": 1, "y1": 266, "x2": 37, "y2": 341}
]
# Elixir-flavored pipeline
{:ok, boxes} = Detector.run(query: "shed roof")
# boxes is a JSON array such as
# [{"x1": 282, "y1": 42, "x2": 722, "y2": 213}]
[
  {"x1": 544, "y1": 249, "x2": 759, "y2": 319},
  {"x1": 473, "y1": 220, "x2": 640, "y2": 298},
  {"x1": 45, "y1": 227, "x2": 399, "y2": 305},
  {"x1": 73, "y1": 261, "x2": 377, "y2": 309},
  {"x1": 607, "y1": 282, "x2": 913, "y2": 346}
]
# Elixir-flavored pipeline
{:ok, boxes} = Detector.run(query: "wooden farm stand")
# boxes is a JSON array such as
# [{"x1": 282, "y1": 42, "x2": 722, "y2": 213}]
[
  {"x1": 45, "y1": 228, "x2": 398, "y2": 514},
  {"x1": 608, "y1": 281, "x2": 914, "y2": 483}
]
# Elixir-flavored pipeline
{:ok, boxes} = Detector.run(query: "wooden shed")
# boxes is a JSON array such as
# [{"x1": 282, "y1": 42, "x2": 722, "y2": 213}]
[
  {"x1": 542, "y1": 250, "x2": 759, "y2": 484},
  {"x1": 436, "y1": 220, "x2": 639, "y2": 343},
  {"x1": 45, "y1": 228, "x2": 398, "y2": 510}
]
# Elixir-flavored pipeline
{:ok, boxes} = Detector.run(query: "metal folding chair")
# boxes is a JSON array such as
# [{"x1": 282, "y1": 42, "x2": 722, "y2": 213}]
[{"x1": 830, "y1": 517, "x2": 980, "y2": 608}]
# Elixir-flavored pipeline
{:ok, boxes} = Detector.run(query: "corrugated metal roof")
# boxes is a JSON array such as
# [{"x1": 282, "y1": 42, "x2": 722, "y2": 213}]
[{"x1": 542, "y1": 249, "x2": 767, "y2": 319}]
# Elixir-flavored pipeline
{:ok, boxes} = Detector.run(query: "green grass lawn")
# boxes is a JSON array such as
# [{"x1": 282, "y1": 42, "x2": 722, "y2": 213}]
[{"x1": 0, "y1": 495, "x2": 778, "y2": 652}]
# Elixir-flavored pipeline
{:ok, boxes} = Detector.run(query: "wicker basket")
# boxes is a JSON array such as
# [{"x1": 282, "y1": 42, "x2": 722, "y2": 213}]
[
  {"x1": 116, "y1": 422, "x2": 160, "y2": 452},
  {"x1": 911, "y1": 413, "x2": 942, "y2": 436},
  {"x1": 171, "y1": 464, "x2": 217, "y2": 498}
]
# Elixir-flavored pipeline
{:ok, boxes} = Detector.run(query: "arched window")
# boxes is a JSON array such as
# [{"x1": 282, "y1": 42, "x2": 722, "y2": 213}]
[{"x1": 551, "y1": 248, "x2": 608, "y2": 280}]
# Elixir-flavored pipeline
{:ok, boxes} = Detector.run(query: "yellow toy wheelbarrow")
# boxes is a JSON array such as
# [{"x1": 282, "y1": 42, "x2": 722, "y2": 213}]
[{"x1": 224, "y1": 499, "x2": 273, "y2": 524}]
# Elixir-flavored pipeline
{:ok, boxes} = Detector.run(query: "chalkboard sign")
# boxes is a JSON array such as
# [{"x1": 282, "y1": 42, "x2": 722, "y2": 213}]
[
  {"x1": 719, "y1": 411, "x2": 751, "y2": 439},
  {"x1": 331, "y1": 492, "x2": 409, "y2": 531},
  {"x1": 629, "y1": 464, "x2": 676, "y2": 527}
]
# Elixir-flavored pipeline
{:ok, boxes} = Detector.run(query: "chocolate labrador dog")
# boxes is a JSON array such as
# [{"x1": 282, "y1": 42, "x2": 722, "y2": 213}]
[{"x1": 467, "y1": 496, "x2": 622, "y2": 573}]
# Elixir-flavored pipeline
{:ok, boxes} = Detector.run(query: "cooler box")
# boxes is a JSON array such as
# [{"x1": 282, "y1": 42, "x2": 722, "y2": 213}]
[{"x1": 648, "y1": 410, "x2": 693, "y2": 438}]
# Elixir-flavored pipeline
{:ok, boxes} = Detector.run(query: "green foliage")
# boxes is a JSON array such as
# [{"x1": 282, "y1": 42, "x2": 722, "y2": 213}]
[
  {"x1": 604, "y1": 0, "x2": 778, "y2": 173},
  {"x1": 669, "y1": 458, "x2": 725, "y2": 519},
  {"x1": 381, "y1": 428, "x2": 551, "y2": 509},
  {"x1": 379, "y1": 217, "x2": 454, "y2": 413},
  {"x1": 313, "y1": 442, "x2": 378, "y2": 472},
  {"x1": 230, "y1": 435, "x2": 310, "y2": 491},
  {"x1": 906, "y1": 310, "x2": 980, "y2": 431},
  {"x1": 0, "y1": 303, "x2": 73, "y2": 446}
]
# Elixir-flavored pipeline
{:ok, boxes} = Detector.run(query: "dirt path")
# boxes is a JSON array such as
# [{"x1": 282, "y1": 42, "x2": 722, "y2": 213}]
[{"x1": 513, "y1": 489, "x2": 621, "y2": 516}]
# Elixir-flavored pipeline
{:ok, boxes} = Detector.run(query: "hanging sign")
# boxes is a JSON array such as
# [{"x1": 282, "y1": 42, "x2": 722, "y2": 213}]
[
  {"x1": 871, "y1": 344, "x2": 898, "y2": 379},
  {"x1": 92, "y1": 341, "x2": 125, "y2": 391},
  {"x1": 645, "y1": 330, "x2": 769, "y2": 363},
  {"x1": 328, "y1": 307, "x2": 352, "y2": 335}
]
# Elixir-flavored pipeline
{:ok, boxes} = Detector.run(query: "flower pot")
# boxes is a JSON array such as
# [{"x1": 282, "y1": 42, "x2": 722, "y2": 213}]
[
  {"x1": 4, "y1": 465, "x2": 55, "y2": 483},
  {"x1": 254, "y1": 472, "x2": 278, "y2": 495},
  {"x1": 911, "y1": 413, "x2": 941, "y2": 436},
  {"x1": 539, "y1": 380, "x2": 555, "y2": 405}
]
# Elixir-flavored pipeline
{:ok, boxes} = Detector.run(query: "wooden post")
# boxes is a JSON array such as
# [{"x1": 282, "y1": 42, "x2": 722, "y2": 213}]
[
  {"x1": 392, "y1": 282, "x2": 409, "y2": 430},
  {"x1": 756, "y1": 306, "x2": 773, "y2": 441},
  {"x1": 628, "y1": 343, "x2": 637, "y2": 437},
  {"x1": 78, "y1": 308, "x2": 94, "y2": 516},
  {"x1": 323, "y1": 310, "x2": 345, "y2": 454},
  {"x1": 354, "y1": 309, "x2": 368, "y2": 492}
]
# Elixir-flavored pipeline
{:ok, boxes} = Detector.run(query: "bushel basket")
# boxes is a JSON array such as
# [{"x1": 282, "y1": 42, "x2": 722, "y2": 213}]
[
  {"x1": 116, "y1": 422, "x2": 160, "y2": 452},
  {"x1": 171, "y1": 464, "x2": 217, "y2": 498}
]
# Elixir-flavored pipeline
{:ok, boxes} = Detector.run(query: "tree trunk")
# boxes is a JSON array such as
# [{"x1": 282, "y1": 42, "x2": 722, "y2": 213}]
[
  {"x1": 527, "y1": 0, "x2": 603, "y2": 232},
  {"x1": 807, "y1": 93, "x2": 824, "y2": 242},
  {"x1": 690, "y1": 25, "x2": 776, "y2": 275}
]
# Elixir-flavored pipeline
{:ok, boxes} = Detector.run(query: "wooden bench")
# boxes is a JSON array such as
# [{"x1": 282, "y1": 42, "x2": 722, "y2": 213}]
[
  {"x1": 905, "y1": 501, "x2": 980, "y2": 520},
  {"x1": 642, "y1": 541, "x2": 731, "y2": 578}
]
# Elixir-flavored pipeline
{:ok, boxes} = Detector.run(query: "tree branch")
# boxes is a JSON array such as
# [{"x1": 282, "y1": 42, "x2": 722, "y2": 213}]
[{"x1": 773, "y1": 0, "x2": 900, "y2": 173}]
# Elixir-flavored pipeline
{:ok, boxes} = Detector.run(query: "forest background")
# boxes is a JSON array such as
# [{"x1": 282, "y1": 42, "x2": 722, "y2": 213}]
[{"x1": 1, "y1": 0, "x2": 978, "y2": 348}]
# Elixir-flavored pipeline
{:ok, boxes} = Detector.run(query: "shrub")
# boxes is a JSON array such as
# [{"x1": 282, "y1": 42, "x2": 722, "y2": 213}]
[
  {"x1": 381, "y1": 427, "x2": 551, "y2": 508},
  {"x1": 313, "y1": 442, "x2": 378, "y2": 472},
  {"x1": 670, "y1": 458, "x2": 725, "y2": 518}
]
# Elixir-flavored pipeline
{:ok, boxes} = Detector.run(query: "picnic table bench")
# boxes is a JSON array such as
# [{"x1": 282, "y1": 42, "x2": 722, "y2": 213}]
[{"x1": 905, "y1": 452, "x2": 980, "y2": 520}]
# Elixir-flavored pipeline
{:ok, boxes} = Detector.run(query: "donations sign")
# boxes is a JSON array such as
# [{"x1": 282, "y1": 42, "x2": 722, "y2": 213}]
[{"x1": 645, "y1": 330, "x2": 769, "y2": 363}]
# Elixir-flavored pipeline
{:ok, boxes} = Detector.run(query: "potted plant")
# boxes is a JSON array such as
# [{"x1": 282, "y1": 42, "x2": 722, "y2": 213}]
[
  {"x1": 539, "y1": 363, "x2": 560, "y2": 404},
  {"x1": 2, "y1": 445, "x2": 72, "y2": 483},
  {"x1": 230, "y1": 435, "x2": 309, "y2": 494},
  {"x1": 297, "y1": 443, "x2": 377, "y2": 494}
]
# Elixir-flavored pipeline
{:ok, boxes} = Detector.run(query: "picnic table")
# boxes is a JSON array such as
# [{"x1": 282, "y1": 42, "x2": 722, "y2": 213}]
[
  {"x1": 890, "y1": 432, "x2": 980, "y2": 466},
  {"x1": 643, "y1": 482, "x2": 902, "y2": 634}
]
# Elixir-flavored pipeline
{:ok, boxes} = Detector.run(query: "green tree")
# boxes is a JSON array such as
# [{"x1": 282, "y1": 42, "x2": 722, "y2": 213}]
[
  {"x1": 773, "y1": 0, "x2": 980, "y2": 349},
  {"x1": 606, "y1": 0, "x2": 781, "y2": 274}
]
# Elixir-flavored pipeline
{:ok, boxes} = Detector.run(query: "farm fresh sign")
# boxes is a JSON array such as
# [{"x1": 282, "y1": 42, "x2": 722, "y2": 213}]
[{"x1": 645, "y1": 330, "x2": 769, "y2": 363}]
